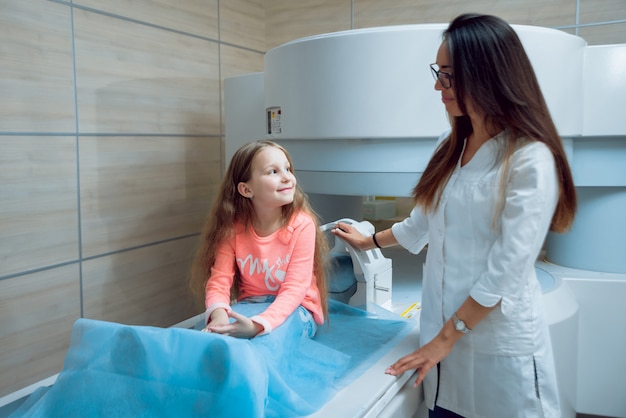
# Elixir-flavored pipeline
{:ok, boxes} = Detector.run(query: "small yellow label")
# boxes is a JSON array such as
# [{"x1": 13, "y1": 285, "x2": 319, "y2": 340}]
[{"x1": 400, "y1": 302, "x2": 421, "y2": 318}]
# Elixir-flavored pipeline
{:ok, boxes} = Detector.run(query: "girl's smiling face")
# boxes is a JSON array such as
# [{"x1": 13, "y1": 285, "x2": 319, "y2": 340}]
[{"x1": 238, "y1": 146, "x2": 296, "y2": 209}]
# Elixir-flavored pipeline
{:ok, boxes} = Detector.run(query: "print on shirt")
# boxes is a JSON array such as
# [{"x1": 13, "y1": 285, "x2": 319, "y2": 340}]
[{"x1": 237, "y1": 254, "x2": 290, "y2": 291}]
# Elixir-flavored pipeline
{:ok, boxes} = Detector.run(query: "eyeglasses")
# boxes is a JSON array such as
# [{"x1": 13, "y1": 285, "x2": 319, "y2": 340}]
[{"x1": 430, "y1": 63, "x2": 453, "y2": 89}]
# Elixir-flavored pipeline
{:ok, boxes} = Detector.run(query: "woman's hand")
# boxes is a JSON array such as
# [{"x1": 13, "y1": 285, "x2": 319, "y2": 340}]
[
  {"x1": 385, "y1": 331, "x2": 456, "y2": 387},
  {"x1": 388, "y1": 298, "x2": 496, "y2": 386},
  {"x1": 331, "y1": 222, "x2": 371, "y2": 250},
  {"x1": 203, "y1": 310, "x2": 263, "y2": 339}
]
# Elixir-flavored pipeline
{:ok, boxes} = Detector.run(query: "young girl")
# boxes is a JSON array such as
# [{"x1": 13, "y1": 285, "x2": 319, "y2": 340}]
[{"x1": 190, "y1": 140, "x2": 328, "y2": 339}]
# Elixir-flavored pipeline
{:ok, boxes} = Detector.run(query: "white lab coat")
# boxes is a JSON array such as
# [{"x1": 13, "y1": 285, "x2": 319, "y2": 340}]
[{"x1": 391, "y1": 131, "x2": 561, "y2": 418}]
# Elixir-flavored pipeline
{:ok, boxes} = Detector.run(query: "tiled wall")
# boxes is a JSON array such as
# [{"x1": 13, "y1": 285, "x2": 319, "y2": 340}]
[
  {"x1": 265, "y1": 0, "x2": 626, "y2": 50},
  {"x1": 0, "y1": 0, "x2": 264, "y2": 397},
  {"x1": 1, "y1": 0, "x2": 623, "y2": 398}
]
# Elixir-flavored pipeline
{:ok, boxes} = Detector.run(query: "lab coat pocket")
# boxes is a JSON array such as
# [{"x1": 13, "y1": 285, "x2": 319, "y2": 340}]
[{"x1": 472, "y1": 294, "x2": 535, "y2": 355}]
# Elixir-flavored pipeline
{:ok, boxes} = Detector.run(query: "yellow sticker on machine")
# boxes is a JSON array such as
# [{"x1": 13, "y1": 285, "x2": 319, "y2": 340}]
[{"x1": 401, "y1": 302, "x2": 421, "y2": 318}]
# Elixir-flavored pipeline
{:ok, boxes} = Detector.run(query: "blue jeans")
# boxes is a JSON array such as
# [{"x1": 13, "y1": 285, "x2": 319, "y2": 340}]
[{"x1": 238, "y1": 295, "x2": 317, "y2": 338}]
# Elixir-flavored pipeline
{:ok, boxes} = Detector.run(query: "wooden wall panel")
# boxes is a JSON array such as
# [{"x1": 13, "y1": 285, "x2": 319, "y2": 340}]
[
  {"x1": 79, "y1": 136, "x2": 219, "y2": 256},
  {"x1": 0, "y1": 136, "x2": 79, "y2": 276},
  {"x1": 0, "y1": 265, "x2": 80, "y2": 397},
  {"x1": 74, "y1": 9, "x2": 220, "y2": 135},
  {"x1": 82, "y1": 237, "x2": 201, "y2": 326},
  {"x1": 0, "y1": 0, "x2": 74, "y2": 132},
  {"x1": 74, "y1": 0, "x2": 219, "y2": 39}
]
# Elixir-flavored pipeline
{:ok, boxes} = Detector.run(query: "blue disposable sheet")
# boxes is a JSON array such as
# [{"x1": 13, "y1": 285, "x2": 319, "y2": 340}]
[{"x1": 11, "y1": 300, "x2": 412, "y2": 418}]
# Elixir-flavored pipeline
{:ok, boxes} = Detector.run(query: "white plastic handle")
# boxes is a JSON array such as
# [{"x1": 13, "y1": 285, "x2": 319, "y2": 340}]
[{"x1": 319, "y1": 218, "x2": 358, "y2": 232}]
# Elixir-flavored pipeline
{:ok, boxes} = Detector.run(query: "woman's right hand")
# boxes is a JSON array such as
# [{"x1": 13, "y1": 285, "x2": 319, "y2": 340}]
[{"x1": 331, "y1": 222, "x2": 371, "y2": 251}]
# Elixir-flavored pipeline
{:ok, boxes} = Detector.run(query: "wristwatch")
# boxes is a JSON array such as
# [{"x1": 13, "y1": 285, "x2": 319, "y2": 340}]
[{"x1": 452, "y1": 313, "x2": 471, "y2": 334}]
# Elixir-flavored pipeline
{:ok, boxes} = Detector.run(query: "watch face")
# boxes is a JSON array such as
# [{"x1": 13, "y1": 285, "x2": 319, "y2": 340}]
[{"x1": 453, "y1": 314, "x2": 469, "y2": 333}]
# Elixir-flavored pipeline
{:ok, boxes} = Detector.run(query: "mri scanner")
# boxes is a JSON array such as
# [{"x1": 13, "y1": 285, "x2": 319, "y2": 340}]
[
  {"x1": 1, "y1": 23, "x2": 624, "y2": 418},
  {"x1": 225, "y1": 24, "x2": 626, "y2": 417}
]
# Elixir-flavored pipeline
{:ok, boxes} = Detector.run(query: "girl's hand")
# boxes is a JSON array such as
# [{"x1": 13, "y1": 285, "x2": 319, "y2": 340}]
[
  {"x1": 202, "y1": 308, "x2": 230, "y2": 332},
  {"x1": 331, "y1": 222, "x2": 370, "y2": 250},
  {"x1": 205, "y1": 310, "x2": 263, "y2": 339}
]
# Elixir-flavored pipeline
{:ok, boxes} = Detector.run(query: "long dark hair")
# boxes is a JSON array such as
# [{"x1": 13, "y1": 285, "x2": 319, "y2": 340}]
[
  {"x1": 413, "y1": 13, "x2": 576, "y2": 232},
  {"x1": 189, "y1": 140, "x2": 329, "y2": 318}
]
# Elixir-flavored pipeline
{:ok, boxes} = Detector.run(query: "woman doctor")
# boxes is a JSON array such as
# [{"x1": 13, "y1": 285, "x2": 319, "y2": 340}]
[{"x1": 332, "y1": 13, "x2": 577, "y2": 418}]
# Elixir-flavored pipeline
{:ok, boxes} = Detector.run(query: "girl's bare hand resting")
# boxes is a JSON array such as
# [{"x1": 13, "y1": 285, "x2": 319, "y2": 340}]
[{"x1": 203, "y1": 310, "x2": 263, "y2": 339}]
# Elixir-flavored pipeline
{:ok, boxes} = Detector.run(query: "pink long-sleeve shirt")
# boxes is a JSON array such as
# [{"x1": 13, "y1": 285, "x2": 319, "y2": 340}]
[{"x1": 204, "y1": 211, "x2": 323, "y2": 335}]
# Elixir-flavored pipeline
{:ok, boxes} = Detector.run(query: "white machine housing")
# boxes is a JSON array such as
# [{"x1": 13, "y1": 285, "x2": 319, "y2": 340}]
[
  {"x1": 321, "y1": 219, "x2": 392, "y2": 312},
  {"x1": 225, "y1": 24, "x2": 626, "y2": 418}
]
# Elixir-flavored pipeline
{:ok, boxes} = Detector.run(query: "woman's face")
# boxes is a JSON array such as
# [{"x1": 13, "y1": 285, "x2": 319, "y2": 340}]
[
  {"x1": 434, "y1": 42, "x2": 463, "y2": 117},
  {"x1": 434, "y1": 42, "x2": 484, "y2": 122}
]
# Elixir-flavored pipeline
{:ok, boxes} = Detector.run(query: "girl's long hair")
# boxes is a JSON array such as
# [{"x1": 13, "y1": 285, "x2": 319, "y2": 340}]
[
  {"x1": 189, "y1": 140, "x2": 329, "y2": 319},
  {"x1": 413, "y1": 13, "x2": 576, "y2": 232}
]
